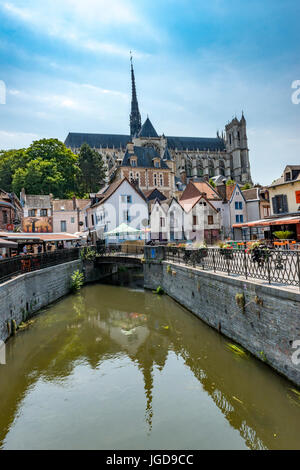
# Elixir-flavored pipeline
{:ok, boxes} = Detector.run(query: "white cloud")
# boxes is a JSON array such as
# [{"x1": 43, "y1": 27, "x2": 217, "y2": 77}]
[
  {"x1": 0, "y1": 130, "x2": 39, "y2": 149},
  {"x1": 1, "y1": 1, "x2": 149, "y2": 58}
]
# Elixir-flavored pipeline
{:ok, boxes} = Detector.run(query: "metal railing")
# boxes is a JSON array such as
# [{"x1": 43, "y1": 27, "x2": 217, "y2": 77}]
[
  {"x1": 96, "y1": 243, "x2": 144, "y2": 257},
  {"x1": 164, "y1": 247, "x2": 300, "y2": 289},
  {"x1": 0, "y1": 248, "x2": 80, "y2": 284}
]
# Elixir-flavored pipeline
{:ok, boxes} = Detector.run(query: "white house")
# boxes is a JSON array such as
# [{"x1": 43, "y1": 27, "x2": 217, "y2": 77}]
[
  {"x1": 88, "y1": 178, "x2": 149, "y2": 243},
  {"x1": 226, "y1": 183, "x2": 247, "y2": 239}
]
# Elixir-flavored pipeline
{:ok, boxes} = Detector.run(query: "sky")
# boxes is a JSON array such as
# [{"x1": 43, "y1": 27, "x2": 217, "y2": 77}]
[{"x1": 0, "y1": 0, "x2": 300, "y2": 185}]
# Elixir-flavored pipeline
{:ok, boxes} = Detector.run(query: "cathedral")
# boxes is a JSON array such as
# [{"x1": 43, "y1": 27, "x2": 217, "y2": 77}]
[{"x1": 65, "y1": 58, "x2": 252, "y2": 193}]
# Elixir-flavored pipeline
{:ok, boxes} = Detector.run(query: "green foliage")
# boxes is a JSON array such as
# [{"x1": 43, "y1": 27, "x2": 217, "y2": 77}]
[
  {"x1": 80, "y1": 246, "x2": 96, "y2": 261},
  {"x1": 70, "y1": 270, "x2": 84, "y2": 292},
  {"x1": 1, "y1": 139, "x2": 80, "y2": 198},
  {"x1": 273, "y1": 230, "x2": 294, "y2": 240},
  {"x1": 226, "y1": 179, "x2": 235, "y2": 186},
  {"x1": 241, "y1": 183, "x2": 252, "y2": 190},
  {"x1": 153, "y1": 286, "x2": 164, "y2": 295},
  {"x1": 235, "y1": 293, "x2": 245, "y2": 313},
  {"x1": 209, "y1": 178, "x2": 216, "y2": 188},
  {"x1": 78, "y1": 143, "x2": 106, "y2": 194}
]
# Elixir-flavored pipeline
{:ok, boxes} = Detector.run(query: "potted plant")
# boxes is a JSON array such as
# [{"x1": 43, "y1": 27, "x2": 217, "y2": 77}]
[
  {"x1": 219, "y1": 242, "x2": 233, "y2": 259},
  {"x1": 247, "y1": 241, "x2": 270, "y2": 266}
]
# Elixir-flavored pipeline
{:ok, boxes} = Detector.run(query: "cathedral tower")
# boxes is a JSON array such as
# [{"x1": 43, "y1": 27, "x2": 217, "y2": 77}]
[
  {"x1": 225, "y1": 113, "x2": 252, "y2": 184},
  {"x1": 130, "y1": 55, "x2": 142, "y2": 138}
]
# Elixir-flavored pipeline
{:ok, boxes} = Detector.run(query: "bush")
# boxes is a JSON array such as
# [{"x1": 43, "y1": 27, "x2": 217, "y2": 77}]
[
  {"x1": 273, "y1": 230, "x2": 294, "y2": 240},
  {"x1": 80, "y1": 246, "x2": 96, "y2": 261},
  {"x1": 70, "y1": 270, "x2": 84, "y2": 292}
]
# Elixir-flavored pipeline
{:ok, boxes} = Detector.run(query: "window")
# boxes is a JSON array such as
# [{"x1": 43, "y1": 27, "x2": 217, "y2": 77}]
[
  {"x1": 71, "y1": 217, "x2": 75, "y2": 224},
  {"x1": 85, "y1": 216, "x2": 88, "y2": 227},
  {"x1": 91, "y1": 214, "x2": 95, "y2": 226},
  {"x1": 40, "y1": 209, "x2": 47, "y2": 217},
  {"x1": 131, "y1": 159, "x2": 137, "y2": 167},
  {"x1": 28, "y1": 209, "x2": 36, "y2": 217},
  {"x1": 159, "y1": 174, "x2": 163, "y2": 187},
  {"x1": 235, "y1": 201, "x2": 239, "y2": 210},
  {"x1": 123, "y1": 210, "x2": 130, "y2": 222},
  {"x1": 208, "y1": 215, "x2": 214, "y2": 225},
  {"x1": 285, "y1": 172, "x2": 291, "y2": 182},
  {"x1": 160, "y1": 217, "x2": 165, "y2": 227},
  {"x1": 193, "y1": 215, "x2": 197, "y2": 226},
  {"x1": 240, "y1": 215, "x2": 244, "y2": 223},
  {"x1": 121, "y1": 195, "x2": 132, "y2": 203},
  {"x1": 154, "y1": 160, "x2": 160, "y2": 168},
  {"x1": 272, "y1": 195, "x2": 288, "y2": 214},
  {"x1": 239, "y1": 202, "x2": 243, "y2": 210},
  {"x1": 129, "y1": 172, "x2": 134, "y2": 183},
  {"x1": 235, "y1": 215, "x2": 240, "y2": 223},
  {"x1": 61, "y1": 220, "x2": 67, "y2": 232},
  {"x1": 154, "y1": 173, "x2": 157, "y2": 186}
]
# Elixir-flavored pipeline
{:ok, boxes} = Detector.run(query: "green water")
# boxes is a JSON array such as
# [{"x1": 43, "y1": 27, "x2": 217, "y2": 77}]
[{"x1": 0, "y1": 284, "x2": 300, "y2": 450}]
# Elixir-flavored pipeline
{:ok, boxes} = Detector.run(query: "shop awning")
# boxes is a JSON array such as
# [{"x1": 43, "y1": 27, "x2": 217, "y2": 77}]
[
  {"x1": 0, "y1": 232, "x2": 80, "y2": 243},
  {"x1": 0, "y1": 239, "x2": 18, "y2": 248},
  {"x1": 233, "y1": 216, "x2": 300, "y2": 229}
]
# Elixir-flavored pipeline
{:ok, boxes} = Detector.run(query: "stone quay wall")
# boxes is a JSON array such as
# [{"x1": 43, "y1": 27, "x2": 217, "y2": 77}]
[
  {"x1": 0, "y1": 260, "x2": 82, "y2": 343},
  {"x1": 143, "y1": 247, "x2": 300, "y2": 386}
]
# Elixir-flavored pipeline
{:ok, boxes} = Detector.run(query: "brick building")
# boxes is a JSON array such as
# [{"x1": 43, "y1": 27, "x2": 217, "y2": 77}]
[{"x1": 0, "y1": 189, "x2": 22, "y2": 231}]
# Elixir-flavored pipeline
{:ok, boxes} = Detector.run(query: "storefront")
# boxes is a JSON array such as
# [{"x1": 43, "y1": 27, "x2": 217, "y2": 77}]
[{"x1": 233, "y1": 216, "x2": 300, "y2": 242}]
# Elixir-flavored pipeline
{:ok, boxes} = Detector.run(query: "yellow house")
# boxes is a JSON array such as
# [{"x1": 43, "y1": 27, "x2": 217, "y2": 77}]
[{"x1": 268, "y1": 165, "x2": 300, "y2": 215}]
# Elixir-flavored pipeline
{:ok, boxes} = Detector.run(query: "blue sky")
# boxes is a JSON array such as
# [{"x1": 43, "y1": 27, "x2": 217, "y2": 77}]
[{"x1": 0, "y1": 0, "x2": 300, "y2": 184}]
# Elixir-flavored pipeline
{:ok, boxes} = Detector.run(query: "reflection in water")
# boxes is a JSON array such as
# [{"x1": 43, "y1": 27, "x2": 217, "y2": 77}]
[{"x1": 0, "y1": 284, "x2": 300, "y2": 450}]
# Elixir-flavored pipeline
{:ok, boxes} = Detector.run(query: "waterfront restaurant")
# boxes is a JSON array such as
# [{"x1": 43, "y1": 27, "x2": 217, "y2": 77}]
[
  {"x1": 232, "y1": 215, "x2": 300, "y2": 243},
  {"x1": 0, "y1": 232, "x2": 80, "y2": 255}
]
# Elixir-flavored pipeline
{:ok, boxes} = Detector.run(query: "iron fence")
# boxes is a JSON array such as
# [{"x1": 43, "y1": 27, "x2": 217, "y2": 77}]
[
  {"x1": 0, "y1": 248, "x2": 80, "y2": 284},
  {"x1": 96, "y1": 243, "x2": 144, "y2": 257},
  {"x1": 164, "y1": 247, "x2": 300, "y2": 289}
]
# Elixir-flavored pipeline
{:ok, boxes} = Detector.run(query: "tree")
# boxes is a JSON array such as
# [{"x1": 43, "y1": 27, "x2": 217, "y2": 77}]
[
  {"x1": 1, "y1": 139, "x2": 80, "y2": 198},
  {"x1": 25, "y1": 139, "x2": 80, "y2": 197},
  {"x1": 209, "y1": 178, "x2": 216, "y2": 188},
  {"x1": 78, "y1": 143, "x2": 106, "y2": 194},
  {"x1": 12, "y1": 158, "x2": 64, "y2": 196},
  {"x1": 0, "y1": 149, "x2": 27, "y2": 192},
  {"x1": 226, "y1": 179, "x2": 235, "y2": 186},
  {"x1": 241, "y1": 183, "x2": 252, "y2": 190}
]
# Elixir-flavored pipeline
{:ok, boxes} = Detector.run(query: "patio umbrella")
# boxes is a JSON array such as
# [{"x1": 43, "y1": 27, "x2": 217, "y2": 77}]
[{"x1": 104, "y1": 223, "x2": 142, "y2": 236}]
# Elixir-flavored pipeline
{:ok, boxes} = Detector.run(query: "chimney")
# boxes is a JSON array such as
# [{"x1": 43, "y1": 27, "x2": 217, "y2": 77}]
[
  {"x1": 127, "y1": 142, "x2": 134, "y2": 154},
  {"x1": 215, "y1": 183, "x2": 227, "y2": 201},
  {"x1": 72, "y1": 195, "x2": 76, "y2": 210}
]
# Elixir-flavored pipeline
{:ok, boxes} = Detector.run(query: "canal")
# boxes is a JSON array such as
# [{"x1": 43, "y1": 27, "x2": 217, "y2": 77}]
[{"x1": 0, "y1": 283, "x2": 300, "y2": 450}]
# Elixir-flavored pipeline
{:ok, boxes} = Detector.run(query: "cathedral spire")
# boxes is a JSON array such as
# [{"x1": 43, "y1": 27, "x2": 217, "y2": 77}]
[{"x1": 130, "y1": 53, "x2": 142, "y2": 138}]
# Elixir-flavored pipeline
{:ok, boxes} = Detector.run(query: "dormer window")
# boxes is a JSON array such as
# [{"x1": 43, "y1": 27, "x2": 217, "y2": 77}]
[
  {"x1": 285, "y1": 172, "x2": 291, "y2": 182},
  {"x1": 153, "y1": 158, "x2": 160, "y2": 168},
  {"x1": 130, "y1": 157, "x2": 137, "y2": 167}
]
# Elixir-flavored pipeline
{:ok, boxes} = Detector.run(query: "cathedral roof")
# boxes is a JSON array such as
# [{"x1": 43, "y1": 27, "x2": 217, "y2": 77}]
[
  {"x1": 166, "y1": 136, "x2": 226, "y2": 151},
  {"x1": 138, "y1": 117, "x2": 159, "y2": 138},
  {"x1": 163, "y1": 146, "x2": 172, "y2": 161},
  {"x1": 121, "y1": 146, "x2": 169, "y2": 169},
  {"x1": 65, "y1": 133, "x2": 226, "y2": 152},
  {"x1": 65, "y1": 133, "x2": 130, "y2": 149}
]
